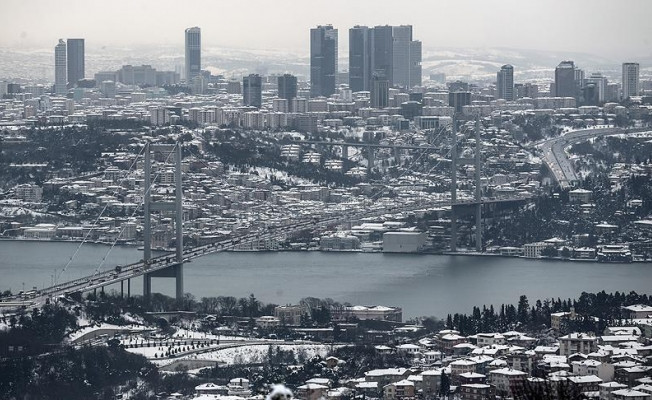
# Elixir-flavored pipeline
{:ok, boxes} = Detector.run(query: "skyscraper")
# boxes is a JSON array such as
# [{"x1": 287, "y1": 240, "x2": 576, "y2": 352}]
[
  {"x1": 391, "y1": 25, "x2": 421, "y2": 88},
  {"x1": 585, "y1": 73, "x2": 608, "y2": 103},
  {"x1": 409, "y1": 39, "x2": 422, "y2": 88},
  {"x1": 449, "y1": 91, "x2": 471, "y2": 114},
  {"x1": 66, "y1": 38, "x2": 84, "y2": 87},
  {"x1": 278, "y1": 74, "x2": 297, "y2": 111},
  {"x1": 310, "y1": 25, "x2": 338, "y2": 97},
  {"x1": 54, "y1": 39, "x2": 67, "y2": 95},
  {"x1": 554, "y1": 61, "x2": 576, "y2": 98},
  {"x1": 371, "y1": 25, "x2": 393, "y2": 87},
  {"x1": 371, "y1": 71, "x2": 389, "y2": 108},
  {"x1": 497, "y1": 64, "x2": 514, "y2": 101},
  {"x1": 349, "y1": 25, "x2": 372, "y2": 92},
  {"x1": 622, "y1": 62, "x2": 640, "y2": 99},
  {"x1": 185, "y1": 27, "x2": 201, "y2": 81},
  {"x1": 243, "y1": 74, "x2": 262, "y2": 108}
]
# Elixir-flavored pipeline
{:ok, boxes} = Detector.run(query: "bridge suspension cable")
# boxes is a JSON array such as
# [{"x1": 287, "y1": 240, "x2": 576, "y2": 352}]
[
  {"x1": 90, "y1": 143, "x2": 179, "y2": 277},
  {"x1": 56, "y1": 145, "x2": 147, "y2": 284}
]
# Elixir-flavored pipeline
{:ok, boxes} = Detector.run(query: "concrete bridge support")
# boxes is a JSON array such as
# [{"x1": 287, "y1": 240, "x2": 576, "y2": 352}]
[
  {"x1": 367, "y1": 145, "x2": 375, "y2": 174},
  {"x1": 142, "y1": 142, "x2": 184, "y2": 300}
]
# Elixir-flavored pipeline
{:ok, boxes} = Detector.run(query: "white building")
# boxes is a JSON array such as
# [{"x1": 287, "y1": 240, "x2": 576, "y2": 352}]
[
  {"x1": 622, "y1": 63, "x2": 640, "y2": 99},
  {"x1": 382, "y1": 231, "x2": 426, "y2": 253}
]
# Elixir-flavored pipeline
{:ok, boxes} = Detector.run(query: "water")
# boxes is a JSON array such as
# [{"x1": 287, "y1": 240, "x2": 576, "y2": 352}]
[{"x1": 1, "y1": 241, "x2": 650, "y2": 318}]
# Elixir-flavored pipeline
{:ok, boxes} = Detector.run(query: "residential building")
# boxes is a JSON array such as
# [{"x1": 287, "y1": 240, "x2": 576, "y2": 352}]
[
  {"x1": 523, "y1": 242, "x2": 550, "y2": 258},
  {"x1": 383, "y1": 380, "x2": 415, "y2": 399},
  {"x1": 622, "y1": 305, "x2": 652, "y2": 319},
  {"x1": 274, "y1": 305, "x2": 305, "y2": 326},
  {"x1": 622, "y1": 63, "x2": 640, "y2": 99},
  {"x1": 459, "y1": 384, "x2": 495, "y2": 400},
  {"x1": 488, "y1": 368, "x2": 527, "y2": 398},
  {"x1": 612, "y1": 389, "x2": 652, "y2": 400},
  {"x1": 334, "y1": 305, "x2": 402, "y2": 322},
  {"x1": 558, "y1": 333, "x2": 598, "y2": 356}
]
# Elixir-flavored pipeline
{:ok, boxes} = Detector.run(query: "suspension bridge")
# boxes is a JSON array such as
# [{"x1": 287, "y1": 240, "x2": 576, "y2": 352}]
[{"x1": 0, "y1": 121, "x2": 534, "y2": 309}]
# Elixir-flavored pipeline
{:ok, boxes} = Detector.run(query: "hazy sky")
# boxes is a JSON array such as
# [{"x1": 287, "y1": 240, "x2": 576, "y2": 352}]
[{"x1": 1, "y1": 0, "x2": 651, "y2": 60}]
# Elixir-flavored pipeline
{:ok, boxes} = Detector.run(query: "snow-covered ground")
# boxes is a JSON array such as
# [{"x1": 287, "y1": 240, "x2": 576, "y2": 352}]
[
  {"x1": 153, "y1": 343, "x2": 338, "y2": 367},
  {"x1": 125, "y1": 342, "x2": 221, "y2": 359},
  {"x1": 66, "y1": 322, "x2": 150, "y2": 343}
]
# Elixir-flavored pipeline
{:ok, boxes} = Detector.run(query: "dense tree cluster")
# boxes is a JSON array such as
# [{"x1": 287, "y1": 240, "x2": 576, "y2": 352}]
[{"x1": 445, "y1": 291, "x2": 650, "y2": 336}]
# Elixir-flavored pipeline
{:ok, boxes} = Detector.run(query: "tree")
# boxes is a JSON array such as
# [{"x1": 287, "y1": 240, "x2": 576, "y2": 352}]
[
  {"x1": 517, "y1": 295, "x2": 530, "y2": 326},
  {"x1": 439, "y1": 370, "x2": 450, "y2": 399},
  {"x1": 540, "y1": 246, "x2": 558, "y2": 258}
]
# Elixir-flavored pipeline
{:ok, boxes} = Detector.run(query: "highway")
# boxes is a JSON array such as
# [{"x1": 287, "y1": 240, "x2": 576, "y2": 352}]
[{"x1": 536, "y1": 126, "x2": 649, "y2": 189}]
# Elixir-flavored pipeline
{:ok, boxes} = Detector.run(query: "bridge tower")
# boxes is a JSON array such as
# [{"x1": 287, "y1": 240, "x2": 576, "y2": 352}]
[
  {"x1": 143, "y1": 142, "x2": 184, "y2": 300},
  {"x1": 450, "y1": 117, "x2": 483, "y2": 252}
]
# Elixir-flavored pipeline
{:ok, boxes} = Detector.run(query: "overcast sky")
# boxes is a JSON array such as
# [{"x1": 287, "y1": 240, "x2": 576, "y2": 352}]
[{"x1": 1, "y1": 0, "x2": 651, "y2": 60}]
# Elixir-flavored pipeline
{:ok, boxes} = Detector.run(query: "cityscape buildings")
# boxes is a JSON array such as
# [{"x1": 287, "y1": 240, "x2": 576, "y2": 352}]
[
  {"x1": 349, "y1": 24, "x2": 422, "y2": 92},
  {"x1": 66, "y1": 38, "x2": 84, "y2": 87},
  {"x1": 185, "y1": 27, "x2": 201, "y2": 82},
  {"x1": 310, "y1": 25, "x2": 338, "y2": 97}
]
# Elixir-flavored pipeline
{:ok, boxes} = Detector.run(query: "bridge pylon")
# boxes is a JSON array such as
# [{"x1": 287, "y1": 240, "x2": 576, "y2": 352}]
[
  {"x1": 450, "y1": 117, "x2": 483, "y2": 252},
  {"x1": 143, "y1": 142, "x2": 184, "y2": 301}
]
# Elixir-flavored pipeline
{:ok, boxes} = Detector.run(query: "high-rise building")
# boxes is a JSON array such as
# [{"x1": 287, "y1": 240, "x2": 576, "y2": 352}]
[
  {"x1": 349, "y1": 25, "x2": 372, "y2": 92},
  {"x1": 243, "y1": 74, "x2": 262, "y2": 108},
  {"x1": 409, "y1": 39, "x2": 422, "y2": 88},
  {"x1": 448, "y1": 91, "x2": 471, "y2": 114},
  {"x1": 391, "y1": 25, "x2": 422, "y2": 88},
  {"x1": 371, "y1": 72, "x2": 389, "y2": 108},
  {"x1": 66, "y1": 38, "x2": 84, "y2": 87},
  {"x1": 310, "y1": 25, "x2": 338, "y2": 97},
  {"x1": 555, "y1": 61, "x2": 576, "y2": 98},
  {"x1": 54, "y1": 39, "x2": 67, "y2": 95},
  {"x1": 585, "y1": 73, "x2": 608, "y2": 103},
  {"x1": 185, "y1": 27, "x2": 201, "y2": 81},
  {"x1": 497, "y1": 64, "x2": 514, "y2": 101},
  {"x1": 278, "y1": 74, "x2": 297, "y2": 102},
  {"x1": 371, "y1": 25, "x2": 393, "y2": 87},
  {"x1": 622, "y1": 62, "x2": 640, "y2": 99}
]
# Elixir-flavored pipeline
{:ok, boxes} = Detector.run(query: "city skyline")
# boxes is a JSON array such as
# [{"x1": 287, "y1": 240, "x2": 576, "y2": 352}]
[{"x1": 1, "y1": 0, "x2": 651, "y2": 61}]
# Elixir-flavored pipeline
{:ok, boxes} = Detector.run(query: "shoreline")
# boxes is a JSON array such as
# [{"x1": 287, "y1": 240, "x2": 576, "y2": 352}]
[{"x1": 0, "y1": 237, "x2": 648, "y2": 263}]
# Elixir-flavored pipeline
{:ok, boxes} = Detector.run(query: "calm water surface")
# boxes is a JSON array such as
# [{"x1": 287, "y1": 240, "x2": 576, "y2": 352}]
[{"x1": 1, "y1": 241, "x2": 650, "y2": 318}]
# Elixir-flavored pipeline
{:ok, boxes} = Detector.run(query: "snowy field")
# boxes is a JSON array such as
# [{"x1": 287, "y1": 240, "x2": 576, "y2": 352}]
[{"x1": 153, "y1": 343, "x2": 339, "y2": 367}]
